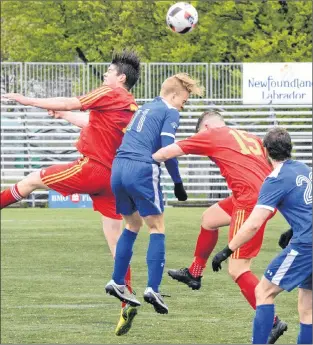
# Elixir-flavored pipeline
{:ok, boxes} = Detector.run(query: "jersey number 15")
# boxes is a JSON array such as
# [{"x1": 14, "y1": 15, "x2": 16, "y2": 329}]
[{"x1": 229, "y1": 129, "x2": 263, "y2": 156}]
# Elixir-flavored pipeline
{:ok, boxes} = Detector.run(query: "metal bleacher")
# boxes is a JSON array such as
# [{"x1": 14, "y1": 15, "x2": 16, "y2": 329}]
[{"x1": 1, "y1": 101, "x2": 312, "y2": 207}]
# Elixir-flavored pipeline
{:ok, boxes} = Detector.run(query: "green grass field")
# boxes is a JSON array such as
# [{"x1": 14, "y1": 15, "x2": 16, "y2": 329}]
[{"x1": 1, "y1": 208, "x2": 298, "y2": 344}]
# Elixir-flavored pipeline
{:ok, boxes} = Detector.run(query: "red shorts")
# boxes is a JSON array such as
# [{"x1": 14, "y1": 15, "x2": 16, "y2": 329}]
[
  {"x1": 40, "y1": 157, "x2": 122, "y2": 220},
  {"x1": 218, "y1": 196, "x2": 275, "y2": 259}
]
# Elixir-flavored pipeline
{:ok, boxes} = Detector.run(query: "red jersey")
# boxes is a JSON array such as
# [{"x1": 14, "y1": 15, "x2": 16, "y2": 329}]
[
  {"x1": 76, "y1": 86, "x2": 138, "y2": 168},
  {"x1": 177, "y1": 126, "x2": 272, "y2": 208}
]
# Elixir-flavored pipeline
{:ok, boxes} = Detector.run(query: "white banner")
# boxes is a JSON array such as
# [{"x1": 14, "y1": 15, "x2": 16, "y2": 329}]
[{"x1": 242, "y1": 63, "x2": 312, "y2": 104}]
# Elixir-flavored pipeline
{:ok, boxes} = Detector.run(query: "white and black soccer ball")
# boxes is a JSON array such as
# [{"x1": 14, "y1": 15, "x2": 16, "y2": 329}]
[{"x1": 166, "y1": 2, "x2": 198, "y2": 34}]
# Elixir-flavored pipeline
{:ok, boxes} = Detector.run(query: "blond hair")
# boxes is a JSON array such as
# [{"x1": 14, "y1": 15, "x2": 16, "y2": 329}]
[{"x1": 160, "y1": 73, "x2": 204, "y2": 98}]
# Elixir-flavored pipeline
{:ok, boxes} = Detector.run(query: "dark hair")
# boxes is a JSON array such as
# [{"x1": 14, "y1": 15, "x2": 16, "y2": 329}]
[
  {"x1": 263, "y1": 127, "x2": 293, "y2": 161},
  {"x1": 195, "y1": 111, "x2": 224, "y2": 133},
  {"x1": 111, "y1": 50, "x2": 141, "y2": 90}
]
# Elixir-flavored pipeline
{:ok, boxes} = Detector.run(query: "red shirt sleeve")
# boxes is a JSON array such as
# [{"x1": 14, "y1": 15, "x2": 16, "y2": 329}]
[
  {"x1": 77, "y1": 86, "x2": 137, "y2": 112},
  {"x1": 177, "y1": 130, "x2": 215, "y2": 156}
]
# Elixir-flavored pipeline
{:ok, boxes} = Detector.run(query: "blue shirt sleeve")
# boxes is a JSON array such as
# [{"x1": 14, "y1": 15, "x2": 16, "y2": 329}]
[
  {"x1": 161, "y1": 135, "x2": 182, "y2": 184},
  {"x1": 256, "y1": 176, "x2": 288, "y2": 211},
  {"x1": 160, "y1": 109, "x2": 180, "y2": 139},
  {"x1": 160, "y1": 109, "x2": 182, "y2": 184}
]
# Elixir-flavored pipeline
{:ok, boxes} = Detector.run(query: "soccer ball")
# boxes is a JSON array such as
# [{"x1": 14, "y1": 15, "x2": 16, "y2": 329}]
[{"x1": 166, "y1": 2, "x2": 198, "y2": 34}]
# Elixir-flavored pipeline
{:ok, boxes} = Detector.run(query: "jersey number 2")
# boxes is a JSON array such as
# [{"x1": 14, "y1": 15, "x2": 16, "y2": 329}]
[
  {"x1": 229, "y1": 129, "x2": 262, "y2": 156},
  {"x1": 296, "y1": 171, "x2": 312, "y2": 205}
]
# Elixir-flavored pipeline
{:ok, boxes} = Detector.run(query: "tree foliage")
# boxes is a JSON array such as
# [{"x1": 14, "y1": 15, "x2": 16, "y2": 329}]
[{"x1": 1, "y1": 0, "x2": 312, "y2": 62}]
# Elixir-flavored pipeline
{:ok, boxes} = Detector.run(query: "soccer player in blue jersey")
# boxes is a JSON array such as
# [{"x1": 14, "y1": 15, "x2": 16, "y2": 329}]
[
  {"x1": 105, "y1": 73, "x2": 204, "y2": 314},
  {"x1": 212, "y1": 127, "x2": 312, "y2": 344}
]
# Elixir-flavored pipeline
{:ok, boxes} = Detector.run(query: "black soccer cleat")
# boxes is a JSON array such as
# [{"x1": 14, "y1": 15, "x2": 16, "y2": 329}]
[
  {"x1": 267, "y1": 316, "x2": 288, "y2": 344},
  {"x1": 168, "y1": 268, "x2": 202, "y2": 290}
]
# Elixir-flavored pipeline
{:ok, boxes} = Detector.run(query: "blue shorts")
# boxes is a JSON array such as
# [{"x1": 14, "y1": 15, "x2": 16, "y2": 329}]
[
  {"x1": 111, "y1": 158, "x2": 164, "y2": 217},
  {"x1": 264, "y1": 243, "x2": 312, "y2": 292}
]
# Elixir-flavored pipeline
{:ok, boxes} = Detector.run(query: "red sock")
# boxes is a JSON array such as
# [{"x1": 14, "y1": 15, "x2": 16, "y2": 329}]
[
  {"x1": 0, "y1": 185, "x2": 23, "y2": 209},
  {"x1": 189, "y1": 227, "x2": 218, "y2": 277},
  {"x1": 122, "y1": 265, "x2": 132, "y2": 308},
  {"x1": 235, "y1": 271, "x2": 259, "y2": 310}
]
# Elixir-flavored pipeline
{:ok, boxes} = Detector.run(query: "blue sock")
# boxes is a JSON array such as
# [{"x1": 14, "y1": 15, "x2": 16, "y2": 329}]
[
  {"x1": 297, "y1": 323, "x2": 312, "y2": 344},
  {"x1": 146, "y1": 233, "x2": 165, "y2": 293},
  {"x1": 112, "y1": 229, "x2": 137, "y2": 285},
  {"x1": 252, "y1": 304, "x2": 275, "y2": 344}
]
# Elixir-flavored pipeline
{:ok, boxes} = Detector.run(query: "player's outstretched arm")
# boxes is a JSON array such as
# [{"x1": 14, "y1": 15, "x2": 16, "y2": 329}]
[
  {"x1": 153, "y1": 143, "x2": 184, "y2": 162},
  {"x1": 48, "y1": 110, "x2": 89, "y2": 128},
  {"x1": 2, "y1": 93, "x2": 81, "y2": 111},
  {"x1": 212, "y1": 207, "x2": 271, "y2": 272},
  {"x1": 228, "y1": 207, "x2": 271, "y2": 252},
  {"x1": 155, "y1": 136, "x2": 188, "y2": 201}
]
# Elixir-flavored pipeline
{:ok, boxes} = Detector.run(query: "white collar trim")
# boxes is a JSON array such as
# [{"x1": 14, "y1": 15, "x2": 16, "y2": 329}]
[
  {"x1": 160, "y1": 97, "x2": 177, "y2": 110},
  {"x1": 269, "y1": 162, "x2": 284, "y2": 178}
]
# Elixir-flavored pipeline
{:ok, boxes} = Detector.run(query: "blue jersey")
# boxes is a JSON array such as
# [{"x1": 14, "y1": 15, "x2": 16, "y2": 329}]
[
  {"x1": 256, "y1": 160, "x2": 312, "y2": 245},
  {"x1": 116, "y1": 97, "x2": 180, "y2": 163}
]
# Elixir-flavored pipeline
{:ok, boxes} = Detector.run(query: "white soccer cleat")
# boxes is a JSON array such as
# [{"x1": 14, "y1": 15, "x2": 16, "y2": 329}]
[
  {"x1": 105, "y1": 279, "x2": 141, "y2": 307},
  {"x1": 143, "y1": 287, "x2": 169, "y2": 314}
]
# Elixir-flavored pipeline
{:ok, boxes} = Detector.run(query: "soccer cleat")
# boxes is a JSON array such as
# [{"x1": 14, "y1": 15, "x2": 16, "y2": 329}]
[
  {"x1": 115, "y1": 304, "x2": 138, "y2": 336},
  {"x1": 168, "y1": 267, "x2": 202, "y2": 290},
  {"x1": 267, "y1": 316, "x2": 288, "y2": 344},
  {"x1": 143, "y1": 287, "x2": 169, "y2": 314},
  {"x1": 105, "y1": 280, "x2": 141, "y2": 307}
]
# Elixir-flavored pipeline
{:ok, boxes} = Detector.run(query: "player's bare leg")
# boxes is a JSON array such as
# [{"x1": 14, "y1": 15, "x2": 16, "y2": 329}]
[
  {"x1": 142, "y1": 213, "x2": 168, "y2": 314},
  {"x1": 104, "y1": 212, "x2": 142, "y2": 335},
  {"x1": 168, "y1": 203, "x2": 231, "y2": 289},
  {"x1": 1, "y1": 170, "x2": 48, "y2": 208},
  {"x1": 298, "y1": 288, "x2": 312, "y2": 325},
  {"x1": 123, "y1": 211, "x2": 143, "y2": 232},
  {"x1": 228, "y1": 257, "x2": 259, "y2": 309},
  {"x1": 102, "y1": 216, "x2": 123, "y2": 256},
  {"x1": 297, "y1": 288, "x2": 312, "y2": 344}
]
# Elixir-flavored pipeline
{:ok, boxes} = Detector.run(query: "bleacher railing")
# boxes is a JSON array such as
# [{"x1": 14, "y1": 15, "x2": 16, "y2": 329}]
[{"x1": 1, "y1": 102, "x2": 312, "y2": 207}]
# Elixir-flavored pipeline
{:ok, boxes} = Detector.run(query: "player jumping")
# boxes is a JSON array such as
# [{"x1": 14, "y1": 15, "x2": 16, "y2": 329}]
[
  {"x1": 1, "y1": 50, "x2": 140, "y2": 336},
  {"x1": 212, "y1": 127, "x2": 312, "y2": 344},
  {"x1": 153, "y1": 111, "x2": 287, "y2": 343},
  {"x1": 104, "y1": 73, "x2": 204, "y2": 314}
]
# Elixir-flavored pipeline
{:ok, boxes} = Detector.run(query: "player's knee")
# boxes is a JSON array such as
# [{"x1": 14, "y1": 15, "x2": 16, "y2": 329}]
[
  {"x1": 136, "y1": 217, "x2": 144, "y2": 229},
  {"x1": 23, "y1": 171, "x2": 42, "y2": 188},
  {"x1": 254, "y1": 282, "x2": 267, "y2": 303},
  {"x1": 228, "y1": 265, "x2": 242, "y2": 281},
  {"x1": 124, "y1": 212, "x2": 143, "y2": 232},
  {"x1": 255, "y1": 280, "x2": 277, "y2": 304},
  {"x1": 228, "y1": 266, "x2": 237, "y2": 281},
  {"x1": 201, "y1": 209, "x2": 213, "y2": 229},
  {"x1": 130, "y1": 219, "x2": 143, "y2": 231},
  {"x1": 126, "y1": 219, "x2": 142, "y2": 232},
  {"x1": 144, "y1": 214, "x2": 165, "y2": 234},
  {"x1": 148, "y1": 224, "x2": 165, "y2": 234},
  {"x1": 228, "y1": 260, "x2": 249, "y2": 281}
]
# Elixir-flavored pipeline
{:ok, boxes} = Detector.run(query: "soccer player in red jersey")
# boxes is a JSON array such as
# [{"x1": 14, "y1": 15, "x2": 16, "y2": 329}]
[
  {"x1": 153, "y1": 111, "x2": 287, "y2": 343},
  {"x1": 1, "y1": 50, "x2": 140, "y2": 336}
]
